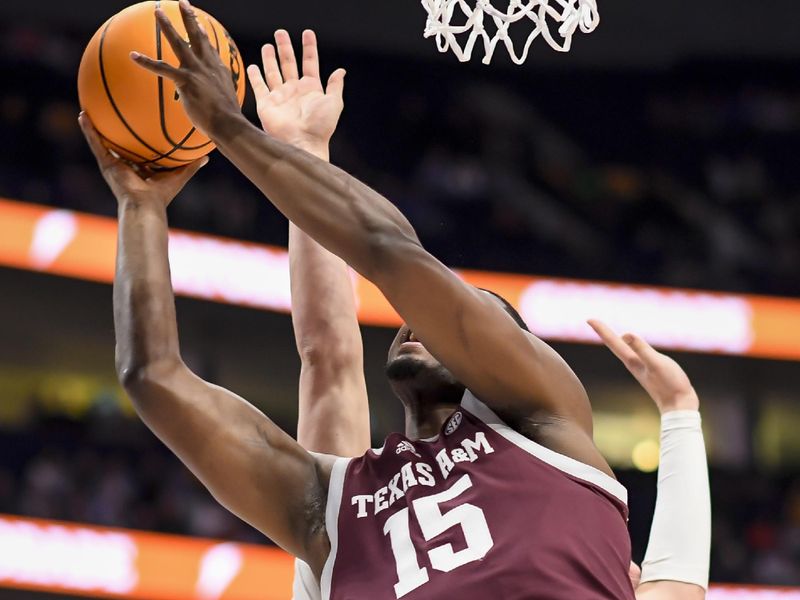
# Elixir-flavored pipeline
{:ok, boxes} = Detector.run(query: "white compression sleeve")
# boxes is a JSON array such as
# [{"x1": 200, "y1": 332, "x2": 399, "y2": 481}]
[{"x1": 640, "y1": 410, "x2": 711, "y2": 590}]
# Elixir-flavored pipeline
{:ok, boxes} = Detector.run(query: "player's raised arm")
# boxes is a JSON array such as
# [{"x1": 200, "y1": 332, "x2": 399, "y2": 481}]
[
  {"x1": 247, "y1": 30, "x2": 369, "y2": 457},
  {"x1": 78, "y1": 114, "x2": 332, "y2": 572},
  {"x1": 589, "y1": 321, "x2": 710, "y2": 600},
  {"x1": 133, "y1": 4, "x2": 600, "y2": 468}
]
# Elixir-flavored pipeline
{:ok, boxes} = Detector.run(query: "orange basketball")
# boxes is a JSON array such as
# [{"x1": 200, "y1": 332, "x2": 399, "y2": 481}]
[{"x1": 78, "y1": 1, "x2": 246, "y2": 169}]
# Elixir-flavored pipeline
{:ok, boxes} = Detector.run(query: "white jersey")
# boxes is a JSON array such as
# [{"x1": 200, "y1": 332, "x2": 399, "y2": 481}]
[{"x1": 293, "y1": 558, "x2": 321, "y2": 600}]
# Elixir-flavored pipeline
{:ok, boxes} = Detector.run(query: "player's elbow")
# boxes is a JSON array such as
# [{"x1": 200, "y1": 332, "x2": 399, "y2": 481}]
[
  {"x1": 116, "y1": 356, "x2": 185, "y2": 402},
  {"x1": 297, "y1": 337, "x2": 362, "y2": 372}
]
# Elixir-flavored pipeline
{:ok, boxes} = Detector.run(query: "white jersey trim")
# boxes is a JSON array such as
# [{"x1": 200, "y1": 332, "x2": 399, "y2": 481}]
[
  {"x1": 461, "y1": 390, "x2": 628, "y2": 505},
  {"x1": 320, "y1": 456, "x2": 351, "y2": 600}
]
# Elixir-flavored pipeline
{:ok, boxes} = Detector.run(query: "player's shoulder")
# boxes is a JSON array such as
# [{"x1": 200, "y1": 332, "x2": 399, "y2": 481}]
[{"x1": 309, "y1": 451, "x2": 352, "y2": 488}]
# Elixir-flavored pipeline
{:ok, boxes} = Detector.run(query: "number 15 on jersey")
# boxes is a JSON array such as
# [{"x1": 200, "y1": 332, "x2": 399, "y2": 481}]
[{"x1": 382, "y1": 474, "x2": 495, "y2": 598}]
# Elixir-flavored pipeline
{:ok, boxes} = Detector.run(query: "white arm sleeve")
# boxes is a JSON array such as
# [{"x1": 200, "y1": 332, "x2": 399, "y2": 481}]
[{"x1": 640, "y1": 410, "x2": 711, "y2": 590}]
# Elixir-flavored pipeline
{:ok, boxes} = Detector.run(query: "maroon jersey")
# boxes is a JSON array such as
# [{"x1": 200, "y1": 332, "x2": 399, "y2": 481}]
[{"x1": 319, "y1": 392, "x2": 635, "y2": 600}]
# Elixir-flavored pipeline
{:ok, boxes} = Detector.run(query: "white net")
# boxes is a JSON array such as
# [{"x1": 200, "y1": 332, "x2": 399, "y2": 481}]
[{"x1": 421, "y1": 0, "x2": 600, "y2": 65}]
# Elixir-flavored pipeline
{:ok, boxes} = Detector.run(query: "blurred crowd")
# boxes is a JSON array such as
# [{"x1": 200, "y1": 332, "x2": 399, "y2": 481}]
[
  {"x1": 0, "y1": 413, "x2": 265, "y2": 545},
  {"x1": 1, "y1": 26, "x2": 799, "y2": 295},
  {"x1": 1, "y1": 410, "x2": 799, "y2": 585}
]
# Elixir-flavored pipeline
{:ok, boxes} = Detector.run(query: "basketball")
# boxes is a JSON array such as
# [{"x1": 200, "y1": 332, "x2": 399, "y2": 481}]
[{"x1": 77, "y1": 1, "x2": 246, "y2": 169}]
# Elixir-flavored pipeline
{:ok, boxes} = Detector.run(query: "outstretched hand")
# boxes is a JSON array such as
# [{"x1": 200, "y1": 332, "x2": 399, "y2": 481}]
[
  {"x1": 131, "y1": 0, "x2": 243, "y2": 139},
  {"x1": 79, "y1": 112, "x2": 206, "y2": 207},
  {"x1": 247, "y1": 30, "x2": 345, "y2": 154},
  {"x1": 588, "y1": 320, "x2": 699, "y2": 413}
]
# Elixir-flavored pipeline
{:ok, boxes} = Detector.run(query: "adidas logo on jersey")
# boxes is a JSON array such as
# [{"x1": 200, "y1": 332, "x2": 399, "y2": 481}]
[
  {"x1": 445, "y1": 412, "x2": 463, "y2": 435},
  {"x1": 395, "y1": 440, "x2": 421, "y2": 458}
]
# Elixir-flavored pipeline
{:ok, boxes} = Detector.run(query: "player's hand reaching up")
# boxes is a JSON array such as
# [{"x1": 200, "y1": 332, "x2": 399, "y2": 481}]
[
  {"x1": 79, "y1": 112, "x2": 206, "y2": 207},
  {"x1": 131, "y1": 0, "x2": 243, "y2": 139},
  {"x1": 587, "y1": 320, "x2": 699, "y2": 414},
  {"x1": 247, "y1": 30, "x2": 346, "y2": 156}
]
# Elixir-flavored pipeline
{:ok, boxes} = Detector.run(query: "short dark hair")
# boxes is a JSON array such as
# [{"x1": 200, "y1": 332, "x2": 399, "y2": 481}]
[{"x1": 478, "y1": 288, "x2": 531, "y2": 332}]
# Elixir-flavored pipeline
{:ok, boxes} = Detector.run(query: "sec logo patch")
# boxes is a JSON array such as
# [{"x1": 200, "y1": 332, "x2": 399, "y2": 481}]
[{"x1": 445, "y1": 412, "x2": 463, "y2": 435}]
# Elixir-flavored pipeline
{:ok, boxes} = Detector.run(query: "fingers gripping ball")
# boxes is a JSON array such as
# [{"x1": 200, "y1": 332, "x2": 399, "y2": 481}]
[{"x1": 78, "y1": 1, "x2": 246, "y2": 169}]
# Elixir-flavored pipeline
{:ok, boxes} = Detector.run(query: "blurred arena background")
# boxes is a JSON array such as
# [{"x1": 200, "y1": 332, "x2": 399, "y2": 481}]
[{"x1": 0, "y1": 0, "x2": 799, "y2": 598}]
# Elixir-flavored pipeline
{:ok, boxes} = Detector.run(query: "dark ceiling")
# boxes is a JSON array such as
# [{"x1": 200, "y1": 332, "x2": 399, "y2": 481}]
[{"x1": 4, "y1": 0, "x2": 800, "y2": 68}]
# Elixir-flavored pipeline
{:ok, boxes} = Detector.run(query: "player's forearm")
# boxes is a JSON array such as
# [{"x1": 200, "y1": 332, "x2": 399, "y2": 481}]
[
  {"x1": 290, "y1": 224, "x2": 364, "y2": 367},
  {"x1": 114, "y1": 200, "x2": 182, "y2": 387},
  {"x1": 286, "y1": 142, "x2": 362, "y2": 370},
  {"x1": 640, "y1": 410, "x2": 711, "y2": 591},
  {"x1": 290, "y1": 225, "x2": 359, "y2": 355},
  {"x1": 212, "y1": 114, "x2": 420, "y2": 283}
]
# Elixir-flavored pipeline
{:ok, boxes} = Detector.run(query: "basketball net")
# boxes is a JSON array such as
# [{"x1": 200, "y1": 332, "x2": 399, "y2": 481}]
[{"x1": 421, "y1": 0, "x2": 599, "y2": 64}]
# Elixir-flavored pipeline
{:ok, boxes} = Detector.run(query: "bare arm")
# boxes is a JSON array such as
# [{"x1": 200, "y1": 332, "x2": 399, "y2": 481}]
[
  {"x1": 134, "y1": 8, "x2": 599, "y2": 469},
  {"x1": 290, "y1": 223, "x2": 370, "y2": 455},
  {"x1": 212, "y1": 123, "x2": 589, "y2": 430},
  {"x1": 79, "y1": 114, "x2": 330, "y2": 570},
  {"x1": 590, "y1": 321, "x2": 709, "y2": 600},
  {"x1": 247, "y1": 30, "x2": 370, "y2": 456}
]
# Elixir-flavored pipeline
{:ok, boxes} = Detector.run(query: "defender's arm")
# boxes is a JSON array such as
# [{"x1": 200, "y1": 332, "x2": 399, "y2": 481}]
[
  {"x1": 81, "y1": 114, "x2": 331, "y2": 570},
  {"x1": 290, "y1": 224, "x2": 370, "y2": 456},
  {"x1": 589, "y1": 321, "x2": 710, "y2": 600},
  {"x1": 635, "y1": 409, "x2": 709, "y2": 600},
  {"x1": 247, "y1": 31, "x2": 369, "y2": 456}
]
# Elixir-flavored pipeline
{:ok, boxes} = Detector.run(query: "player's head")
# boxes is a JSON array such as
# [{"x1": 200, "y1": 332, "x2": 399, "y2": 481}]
[{"x1": 385, "y1": 288, "x2": 530, "y2": 398}]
